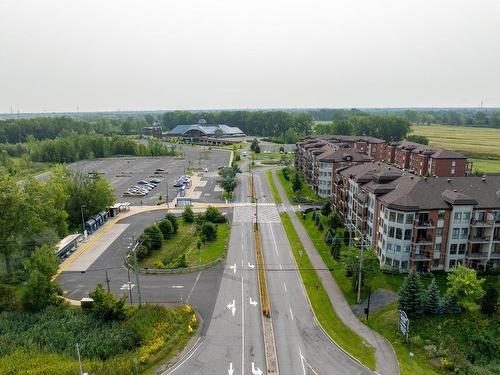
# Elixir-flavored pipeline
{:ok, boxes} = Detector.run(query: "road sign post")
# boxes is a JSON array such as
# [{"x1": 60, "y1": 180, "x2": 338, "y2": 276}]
[{"x1": 398, "y1": 309, "x2": 410, "y2": 342}]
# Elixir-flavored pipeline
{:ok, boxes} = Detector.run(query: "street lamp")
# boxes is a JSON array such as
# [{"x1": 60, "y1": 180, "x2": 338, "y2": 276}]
[{"x1": 80, "y1": 204, "x2": 86, "y2": 237}]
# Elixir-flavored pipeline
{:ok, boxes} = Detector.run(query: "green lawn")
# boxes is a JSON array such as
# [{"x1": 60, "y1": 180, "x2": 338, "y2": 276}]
[
  {"x1": 276, "y1": 168, "x2": 320, "y2": 203},
  {"x1": 186, "y1": 223, "x2": 230, "y2": 266},
  {"x1": 411, "y1": 125, "x2": 500, "y2": 173},
  {"x1": 280, "y1": 212, "x2": 376, "y2": 370},
  {"x1": 140, "y1": 221, "x2": 230, "y2": 268},
  {"x1": 265, "y1": 170, "x2": 282, "y2": 204}
]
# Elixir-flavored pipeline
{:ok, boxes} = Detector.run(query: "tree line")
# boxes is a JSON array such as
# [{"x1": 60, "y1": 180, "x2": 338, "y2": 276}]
[
  {"x1": 0, "y1": 133, "x2": 176, "y2": 177},
  {"x1": 0, "y1": 166, "x2": 115, "y2": 277},
  {"x1": 314, "y1": 114, "x2": 412, "y2": 142},
  {"x1": 0, "y1": 116, "x2": 148, "y2": 143}
]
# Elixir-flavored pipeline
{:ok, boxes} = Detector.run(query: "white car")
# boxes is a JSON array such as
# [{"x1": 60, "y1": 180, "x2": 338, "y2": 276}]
[{"x1": 203, "y1": 168, "x2": 209, "y2": 173}]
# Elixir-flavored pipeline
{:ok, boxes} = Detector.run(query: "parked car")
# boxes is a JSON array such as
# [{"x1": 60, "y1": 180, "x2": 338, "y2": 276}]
[
  {"x1": 137, "y1": 180, "x2": 149, "y2": 185},
  {"x1": 173, "y1": 181, "x2": 184, "y2": 188},
  {"x1": 150, "y1": 178, "x2": 161, "y2": 184},
  {"x1": 203, "y1": 168, "x2": 209, "y2": 173}
]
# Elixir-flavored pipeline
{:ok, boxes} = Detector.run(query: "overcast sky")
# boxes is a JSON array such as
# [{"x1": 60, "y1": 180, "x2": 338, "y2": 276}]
[{"x1": 1, "y1": 0, "x2": 499, "y2": 113}]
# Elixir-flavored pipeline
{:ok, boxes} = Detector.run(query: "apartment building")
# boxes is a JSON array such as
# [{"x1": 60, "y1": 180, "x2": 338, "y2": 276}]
[
  {"x1": 296, "y1": 135, "x2": 384, "y2": 196},
  {"x1": 383, "y1": 140, "x2": 469, "y2": 177},
  {"x1": 333, "y1": 162, "x2": 500, "y2": 272}
]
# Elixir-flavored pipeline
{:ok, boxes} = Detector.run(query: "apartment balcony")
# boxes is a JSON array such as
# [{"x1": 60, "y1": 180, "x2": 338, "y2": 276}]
[
  {"x1": 491, "y1": 252, "x2": 500, "y2": 258},
  {"x1": 471, "y1": 219, "x2": 494, "y2": 228},
  {"x1": 414, "y1": 220, "x2": 434, "y2": 229},
  {"x1": 469, "y1": 236, "x2": 491, "y2": 244},
  {"x1": 466, "y1": 252, "x2": 490, "y2": 260},
  {"x1": 413, "y1": 236, "x2": 433, "y2": 245},
  {"x1": 411, "y1": 252, "x2": 432, "y2": 261},
  {"x1": 493, "y1": 237, "x2": 500, "y2": 243}
]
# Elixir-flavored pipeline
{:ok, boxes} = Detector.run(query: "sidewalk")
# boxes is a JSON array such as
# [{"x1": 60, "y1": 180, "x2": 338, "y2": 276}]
[{"x1": 271, "y1": 170, "x2": 399, "y2": 375}]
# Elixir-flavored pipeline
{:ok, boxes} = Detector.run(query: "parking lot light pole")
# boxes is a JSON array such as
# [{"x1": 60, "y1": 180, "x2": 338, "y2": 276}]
[
  {"x1": 132, "y1": 235, "x2": 142, "y2": 307},
  {"x1": 80, "y1": 204, "x2": 86, "y2": 236}
]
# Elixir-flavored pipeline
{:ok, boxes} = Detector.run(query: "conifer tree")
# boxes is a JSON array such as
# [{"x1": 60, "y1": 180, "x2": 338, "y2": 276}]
[
  {"x1": 331, "y1": 234, "x2": 341, "y2": 260},
  {"x1": 425, "y1": 278, "x2": 441, "y2": 314},
  {"x1": 442, "y1": 292, "x2": 461, "y2": 315},
  {"x1": 398, "y1": 268, "x2": 425, "y2": 318}
]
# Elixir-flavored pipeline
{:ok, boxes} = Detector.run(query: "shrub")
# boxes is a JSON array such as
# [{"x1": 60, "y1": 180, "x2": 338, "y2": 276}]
[
  {"x1": 442, "y1": 292, "x2": 461, "y2": 315},
  {"x1": 201, "y1": 222, "x2": 217, "y2": 241},
  {"x1": 480, "y1": 286, "x2": 498, "y2": 316},
  {"x1": 135, "y1": 244, "x2": 149, "y2": 260},
  {"x1": 203, "y1": 206, "x2": 226, "y2": 223},
  {"x1": 143, "y1": 225, "x2": 163, "y2": 251},
  {"x1": 182, "y1": 207, "x2": 195, "y2": 223},
  {"x1": 447, "y1": 265, "x2": 485, "y2": 307},
  {"x1": 164, "y1": 213, "x2": 179, "y2": 233},
  {"x1": 89, "y1": 284, "x2": 127, "y2": 322},
  {"x1": 0, "y1": 285, "x2": 16, "y2": 312},
  {"x1": 321, "y1": 201, "x2": 332, "y2": 216},
  {"x1": 158, "y1": 218, "x2": 174, "y2": 239}
]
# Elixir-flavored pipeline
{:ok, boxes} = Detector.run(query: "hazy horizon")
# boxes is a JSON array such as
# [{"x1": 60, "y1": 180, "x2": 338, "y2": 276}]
[{"x1": 1, "y1": 0, "x2": 499, "y2": 113}]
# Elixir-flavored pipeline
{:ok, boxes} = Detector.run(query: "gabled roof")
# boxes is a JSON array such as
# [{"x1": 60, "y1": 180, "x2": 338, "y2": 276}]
[{"x1": 317, "y1": 147, "x2": 372, "y2": 163}]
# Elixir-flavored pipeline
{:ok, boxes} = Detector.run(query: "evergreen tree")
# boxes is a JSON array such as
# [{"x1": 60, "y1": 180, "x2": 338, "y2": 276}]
[
  {"x1": 182, "y1": 206, "x2": 195, "y2": 223},
  {"x1": 480, "y1": 286, "x2": 498, "y2": 316},
  {"x1": 143, "y1": 225, "x2": 163, "y2": 250},
  {"x1": 164, "y1": 213, "x2": 179, "y2": 233},
  {"x1": 398, "y1": 269, "x2": 425, "y2": 318},
  {"x1": 321, "y1": 201, "x2": 332, "y2": 216},
  {"x1": 324, "y1": 230, "x2": 333, "y2": 244},
  {"x1": 331, "y1": 234, "x2": 341, "y2": 260},
  {"x1": 158, "y1": 218, "x2": 174, "y2": 239},
  {"x1": 425, "y1": 278, "x2": 441, "y2": 314},
  {"x1": 442, "y1": 292, "x2": 461, "y2": 315},
  {"x1": 292, "y1": 172, "x2": 302, "y2": 192}
]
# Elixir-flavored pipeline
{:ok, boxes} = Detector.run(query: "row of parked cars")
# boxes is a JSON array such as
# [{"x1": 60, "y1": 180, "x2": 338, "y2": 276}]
[
  {"x1": 123, "y1": 178, "x2": 162, "y2": 197},
  {"x1": 173, "y1": 175, "x2": 192, "y2": 188}
]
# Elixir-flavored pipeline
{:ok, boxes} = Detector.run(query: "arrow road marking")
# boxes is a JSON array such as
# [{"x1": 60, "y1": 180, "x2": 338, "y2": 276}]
[
  {"x1": 251, "y1": 362, "x2": 263, "y2": 375},
  {"x1": 227, "y1": 299, "x2": 236, "y2": 316},
  {"x1": 228, "y1": 362, "x2": 234, "y2": 375},
  {"x1": 249, "y1": 297, "x2": 258, "y2": 306},
  {"x1": 230, "y1": 262, "x2": 237, "y2": 274},
  {"x1": 120, "y1": 283, "x2": 135, "y2": 290},
  {"x1": 248, "y1": 262, "x2": 255, "y2": 269}
]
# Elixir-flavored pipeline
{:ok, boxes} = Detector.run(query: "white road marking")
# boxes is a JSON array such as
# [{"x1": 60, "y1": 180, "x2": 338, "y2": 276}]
[
  {"x1": 251, "y1": 362, "x2": 263, "y2": 375},
  {"x1": 290, "y1": 307, "x2": 294, "y2": 320},
  {"x1": 171, "y1": 285, "x2": 184, "y2": 289},
  {"x1": 269, "y1": 224, "x2": 280, "y2": 256},
  {"x1": 120, "y1": 283, "x2": 135, "y2": 290},
  {"x1": 228, "y1": 362, "x2": 234, "y2": 375},
  {"x1": 162, "y1": 337, "x2": 203, "y2": 374},
  {"x1": 248, "y1": 262, "x2": 255, "y2": 269},
  {"x1": 241, "y1": 276, "x2": 245, "y2": 375},
  {"x1": 283, "y1": 282, "x2": 287, "y2": 293},
  {"x1": 230, "y1": 262, "x2": 237, "y2": 274},
  {"x1": 279, "y1": 264, "x2": 283, "y2": 270},
  {"x1": 186, "y1": 271, "x2": 202, "y2": 303},
  {"x1": 299, "y1": 347, "x2": 307, "y2": 375},
  {"x1": 249, "y1": 297, "x2": 258, "y2": 306},
  {"x1": 227, "y1": 300, "x2": 236, "y2": 316}
]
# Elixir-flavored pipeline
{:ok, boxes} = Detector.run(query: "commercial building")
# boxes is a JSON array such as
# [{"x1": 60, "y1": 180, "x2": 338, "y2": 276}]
[
  {"x1": 333, "y1": 162, "x2": 500, "y2": 272},
  {"x1": 165, "y1": 118, "x2": 245, "y2": 144},
  {"x1": 142, "y1": 121, "x2": 163, "y2": 137}
]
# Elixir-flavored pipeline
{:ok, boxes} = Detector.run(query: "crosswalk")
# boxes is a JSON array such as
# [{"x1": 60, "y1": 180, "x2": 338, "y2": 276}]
[{"x1": 233, "y1": 203, "x2": 280, "y2": 223}]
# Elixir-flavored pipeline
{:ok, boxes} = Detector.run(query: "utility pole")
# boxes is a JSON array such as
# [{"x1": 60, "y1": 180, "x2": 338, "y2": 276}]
[
  {"x1": 165, "y1": 179, "x2": 169, "y2": 207},
  {"x1": 76, "y1": 343, "x2": 84, "y2": 375},
  {"x1": 80, "y1": 204, "x2": 86, "y2": 237},
  {"x1": 105, "y1": 269, "x2": 110, "y2": 293},
  {"x1": 127, "y1": 266, "x2": 133, "y2": 305},
  {"x1": 133, "y1": 239, "x2": 142, "y2": 307}
]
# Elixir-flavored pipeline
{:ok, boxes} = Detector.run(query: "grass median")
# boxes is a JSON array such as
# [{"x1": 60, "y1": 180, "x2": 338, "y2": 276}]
[
  {"x1": 265, "y1": 170, "x2": 282, "y2": 204},
  {"x1": 280, "y1": 212, "x2": 376, "y2": 370}
]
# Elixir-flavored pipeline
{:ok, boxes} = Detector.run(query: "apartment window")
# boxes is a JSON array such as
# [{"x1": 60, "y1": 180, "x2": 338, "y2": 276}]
[
  {"x1": 404, "y1": 229, "x2": 412, "y2": 240},
  {"x1": 404, "y1": 245, "x2": 411, "y2": 253},
  {"x1": 476, "y1": 211, "x2": 485, "y2": 222},
  {"x1": 450, "y1": 244, "x2": 457, "y2": 254},
  {"x1": 383, "y1": 224, "x2": 387, "y2": 234},
  {"x1": 454, "y1": 212, "x2": 462, "y2": 223},
  {"x1": 458, "y1": 244, "x2": 466, "y2": 254},
  {"x1": 397, "y1": 213, "x2": 404, "y2": 224},
  {"x1": 394, "y1": 245, "x2": 401, "y2": 253},
  {"x1": 433, "y1": 259, "x2": 440, "y2": 268},
  {"x1": 436, "y1": 228, "x2": 443, "y2": 237},
  {"x1": 401, "y1": 261, "x2": 408, "y2": 269},
  {"x1": 389, "y1": 226, "x2": 395, "y2": 238},
  {"x1": 496, "y1": 212, "x2": 500, "y2": 223},
  {"x1": 438, "y1": 211, "x2": 445, "y2": 221},
  {"x1": 460, "y1": 228, "x2": 469, "y2": 239},
  {"x1": 396, "y1": 228, "x2": 403, "y2": 240},
  {"x1": 451, "y1": 167, "x2": 455, "y2": 175},
  {"x1": 452, "y1": 228, "x2": 460, "y2": 239},
  {"x1": 389, "y1": 212, "x2": 396, "y2": 222},
  {"x1": 449, "y1": 259, "x2": 456, "y2": 268},
  {"x1": 387, "y1": 243, "x2": 393, "y2": 253},
  {"x1": 406, "y1": 213, "x2": 414, "y2": 224},
  {"x1": 385, "y1": 257, "x2": 392, "y2": 266},
  {"x1": 452, "y1": 160, "x2": 456, "y2": 167},
  {"x1": 434, "y1": 243, "x2": 441, "y2": 252},
  {"x1": 462, "y1": 212, "x2": 471, "y2": 224}
]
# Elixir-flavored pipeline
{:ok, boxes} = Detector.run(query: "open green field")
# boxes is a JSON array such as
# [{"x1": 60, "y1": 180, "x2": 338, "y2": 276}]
[
  {"x1": 411, "y1": 125, "x2": 500, "y2": 173},
  {"x1": 280, "y1": 212, "x2": 376, "y2": 370},
  {"x1": 140, "y1": 221, "x2": 230, "y2": 269},
  {"x1": 276, "y1": 168, "x2": 320, "y2": 203}
]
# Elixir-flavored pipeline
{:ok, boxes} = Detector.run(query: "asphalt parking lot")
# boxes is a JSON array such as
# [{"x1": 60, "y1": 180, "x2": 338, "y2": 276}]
[{"x1": 63, "y1": 145, "x2": 231, "y2": 206}]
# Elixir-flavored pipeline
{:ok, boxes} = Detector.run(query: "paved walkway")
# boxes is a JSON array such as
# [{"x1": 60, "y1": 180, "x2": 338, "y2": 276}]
[{"x1": 271, "y1": 170, "x2": 400, "y2": 375}]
